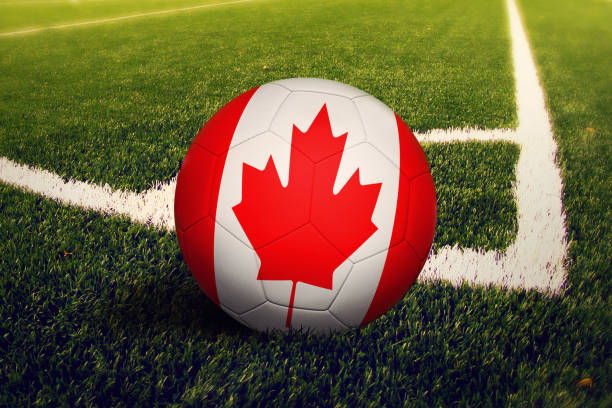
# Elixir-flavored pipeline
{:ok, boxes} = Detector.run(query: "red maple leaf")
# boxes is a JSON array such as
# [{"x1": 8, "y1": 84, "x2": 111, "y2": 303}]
[{"x1": 233, "y1": 104, "x2": 382, "y2": 327}]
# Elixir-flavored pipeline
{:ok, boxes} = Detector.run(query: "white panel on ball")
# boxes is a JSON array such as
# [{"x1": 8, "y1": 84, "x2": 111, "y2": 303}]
[
  {"x1": 329, "y1": 250, "x2": 389, "y2": 328},
  {"x1": 269, "y1": 91, "x2": 366, "y2": 152},
  {"x1": 353, "y1": 95, "x2": 402, "y2": 169},
  {"x1": 240, "y1": 301, "x2": 289, "y2": 332},
  {"x1": 271, "y1": 78, "x2": 368, "y2": 99},
  {"x1": 261, "y1": 279, "x2": 293, "y2": 307},
  {"x1": 215, "y1": 131, "x2": 292, "y2": 249},
  {"x1": 214, "y1": 222, "x2": 266, "y2": 314},
  {"x1": 230, "y1": 84, "x2": 290, "y2": 148}
]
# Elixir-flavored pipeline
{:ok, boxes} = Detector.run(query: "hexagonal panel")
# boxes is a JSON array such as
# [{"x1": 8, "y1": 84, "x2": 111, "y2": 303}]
[
  {"x1": 232, "y1": 145, "x2": 313, "y2": 250},
  {"x1": 214, "y1": 221, "x2": 266, "y2": 314},
  {"x1": 256, "y1": 224, "x2": 346, "y2": 291},
  {"x1": 270, "y1": 91, "x2": 366, "y2": 153},
  {"x1": 353, "y1": 95, "x2": 401, "y2": 169},
  {"x1": 329, "y1": 249, "x2": 388, "y2": 328},
  {"x1": 240, "y1": 301, "x2": 289, "y2": 332},
  {"x1": 354, "y1": 97, "x2": 429, "y2": 179},
  {"x1": 389, "y1": 172, "x2": 411, "y2": 248},
  {"x1": 230, "y1": 83, "x2": 291, "y2": 148},
  {"x1": 359, "y1": 240, "x2": 421, "y2": 326},
  {"x1": 261, "y1": 279, "x2": 293, "y2": 308}
]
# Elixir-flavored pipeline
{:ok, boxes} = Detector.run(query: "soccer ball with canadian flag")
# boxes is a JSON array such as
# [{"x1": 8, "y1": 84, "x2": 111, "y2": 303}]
[{"x1": 174, "y1": 78, "x2": 436, "y2": 334}]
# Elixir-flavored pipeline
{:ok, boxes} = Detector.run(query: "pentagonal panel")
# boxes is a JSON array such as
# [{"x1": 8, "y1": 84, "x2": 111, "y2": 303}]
[
  {"x1": 271, "y1": 78, "x2": 368, "y2": 99},
  {"x1": 292, "y1": 260, "x2": 352, "y2": 311},
  {"x1": 290, "y1": 309, "x2": 349, "y2": 334},
  {"x1": 270, "y1": 91, "x2": 366, "y2": 154},
  {"x1": 261, "y1": 279, "x2": 293, "y2": 308},
  {"x1": 312, "y1": 143, "x2": 399, "y2": 263},
  {"x1": 214, "y1": 222, "x2": 266, "y2": 314},
  {"x1": 215, "y1": 131, "x2": 296, "y2": 249},
  {"x1": 240, "y1": 301, "x2": 289, "y2": 332},
  {"x1": 230, "y1": 83, "x2": 291, "y2": 148},
  {"x1": 329, "y1": 249, "x2": 388, "y2": 328}
]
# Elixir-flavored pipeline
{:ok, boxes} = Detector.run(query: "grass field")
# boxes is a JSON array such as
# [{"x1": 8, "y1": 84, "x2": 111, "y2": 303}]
[
  {"x1": 0, "y1": 0, "x2": 610, "y2": 406},
  {"x1": 0, "y1": 0, "x2": 515, "y2": 191},
  {"x1": 0, "y1": 0, "x2": 242, "y2": 31}
]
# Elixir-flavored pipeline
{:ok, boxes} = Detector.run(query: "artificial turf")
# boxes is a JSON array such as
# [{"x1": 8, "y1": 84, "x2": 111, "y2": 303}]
[
  {"x1": 0, "y1": 0, "x2": 238, "y2": 32},
  {"x1": 0, "y1": 0, "x2": 515, "y2": 191},
  {"x1": 0, "y1": 141, "x2": 522, "y2": 406},
  {"x1": 0, "y1": 0, "x2": 610, "y2": 405},
  {"x1": 426, "y1": 141, "x2": 519, "y2": 252},
  {"x1": 0, "y1": 174, "x2": 603, "y2": 407}
]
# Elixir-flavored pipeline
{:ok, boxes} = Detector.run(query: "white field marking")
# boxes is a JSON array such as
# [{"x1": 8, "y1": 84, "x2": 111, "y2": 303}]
[
  {"x1": 415, "y1": 127, "x2": 516, "y2": 143},
  {"x1": 0, "y1": 0, "x2": 80, "y2": 4},
  {"x1": 417, "y1": 0, "x2": 568, "y2": 294},
  {"x1": 0, "y1": 157, "x2": 177, "y2": 231},
  {"x1": 0, "y1": 0, "x2": 568, "y2": 294},
  {"x1": 0, "y1": 0, "x2": 254, "y2": 37}
]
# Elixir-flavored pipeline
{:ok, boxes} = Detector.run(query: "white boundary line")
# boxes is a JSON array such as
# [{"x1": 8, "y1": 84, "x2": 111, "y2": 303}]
[
  {"x1": 416, "y1": 127, "x2": 516, "y2": 143},
  {"x1": 418, "y1": 0, "x2": 567, "y2": 293},
  {"x1": 0, "y1": 0, "x2": 254, "y2": 37},
  {"x1": 0, "y1": 0, "x2": 568, "y2": 294},
  {"x1": 0, "y1": 157, "x2": 177, "y2": 229}
]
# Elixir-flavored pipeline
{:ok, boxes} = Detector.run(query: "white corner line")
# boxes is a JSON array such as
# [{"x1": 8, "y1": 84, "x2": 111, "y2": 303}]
[
  {"x1": 418, "y1": 0, "x2": 568, "y2": 294},
  {"x1": 0, "y1": 156, "x2": 177, "y2": 231},
  {"x1": 0, "y1": 0, "x2": 254, "y2": 37},
  {"x1": 414, "y1": 128, "x2": 517, "y2": 144},
  {"x1": 0, "y1": 125, "x2": 500, "y2": 232}
]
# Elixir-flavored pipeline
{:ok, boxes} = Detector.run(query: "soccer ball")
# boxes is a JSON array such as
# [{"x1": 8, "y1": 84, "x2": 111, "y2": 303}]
[{"x1": 174, "y1": 78, "x2": 436, "y2": 333}]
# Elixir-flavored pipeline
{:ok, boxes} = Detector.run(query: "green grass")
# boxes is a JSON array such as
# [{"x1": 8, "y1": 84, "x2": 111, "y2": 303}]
[
  {"x1": 0, "y1": 0, "x2": 241, "y2": 32},
  {"x1": 0, "y1": 140, "x2": 523, "y2": 406},
  {"x1": 426, "y1": 142, "x2": 519, "y2": 251},
  {"x1": 0, "y1": 0, "x2": 515, "y2": 191},
  {"x1": 1, "y1": 0, "x2": 610, "y2": 406},
  {"x1": 0, "y1": 180, "x2": 604, "y2": 407}
]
